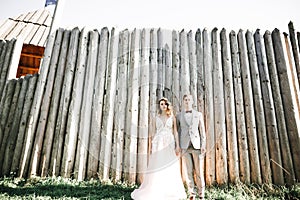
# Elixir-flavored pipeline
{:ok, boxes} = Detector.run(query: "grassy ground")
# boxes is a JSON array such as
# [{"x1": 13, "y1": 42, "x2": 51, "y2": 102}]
[{"x1": 0, "y1": 177, "x2": 299, "y2": 199}]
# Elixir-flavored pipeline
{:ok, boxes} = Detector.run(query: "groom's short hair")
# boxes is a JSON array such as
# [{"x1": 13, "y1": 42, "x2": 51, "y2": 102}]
[{"x1": 183, "y1": 94, "x2": 193, "y2": 100}]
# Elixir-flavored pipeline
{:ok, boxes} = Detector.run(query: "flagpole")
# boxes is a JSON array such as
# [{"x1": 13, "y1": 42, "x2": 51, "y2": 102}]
[{"x1": 48, "y1": 0, "x2": 65, "y2": 36}]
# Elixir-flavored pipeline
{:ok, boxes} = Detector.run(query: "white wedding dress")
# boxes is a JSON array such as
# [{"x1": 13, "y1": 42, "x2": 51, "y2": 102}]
[{"x1": 131, "y1": 116, "x2": 187, "y2": 200}]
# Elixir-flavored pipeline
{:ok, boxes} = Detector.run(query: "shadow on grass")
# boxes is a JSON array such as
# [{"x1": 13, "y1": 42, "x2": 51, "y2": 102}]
[{"x1": 0, "y1": 181, "x2": 135, "y2": 199}]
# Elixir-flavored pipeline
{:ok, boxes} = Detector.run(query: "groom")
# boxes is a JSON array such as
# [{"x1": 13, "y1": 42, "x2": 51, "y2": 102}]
[{"x1": 176, "y1": 94, "x2": 206, "y2": 200}]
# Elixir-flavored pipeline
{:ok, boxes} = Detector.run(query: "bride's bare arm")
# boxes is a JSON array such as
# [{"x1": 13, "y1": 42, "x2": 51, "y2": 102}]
[{"x1": 173, "y1": 116, "x2": 181, "y2": 155}]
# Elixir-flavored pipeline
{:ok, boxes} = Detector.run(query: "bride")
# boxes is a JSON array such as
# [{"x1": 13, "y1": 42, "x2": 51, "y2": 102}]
[{"x1": 131, "y1": 97, "x2": 187, "y2": 200}]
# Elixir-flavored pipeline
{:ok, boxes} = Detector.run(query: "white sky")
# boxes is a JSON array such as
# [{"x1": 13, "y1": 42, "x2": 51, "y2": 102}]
[{"x1": 0, "y1": 0, "x2": 300, "y2": 33}]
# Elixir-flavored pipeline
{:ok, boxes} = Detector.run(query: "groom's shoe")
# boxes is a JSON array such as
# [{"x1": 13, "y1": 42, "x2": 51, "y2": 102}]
[{"x1": 188, "y1": 195, "x2": 195, "y2": 200}]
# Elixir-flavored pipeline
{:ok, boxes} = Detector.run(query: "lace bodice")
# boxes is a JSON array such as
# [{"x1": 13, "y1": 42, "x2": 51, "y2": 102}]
[
  {"x1": 156, "y1": 116, "x2": 173, "y2": 133},
  {"x1": 152, "y1": 115, "x2": 175, "y2": 152}
]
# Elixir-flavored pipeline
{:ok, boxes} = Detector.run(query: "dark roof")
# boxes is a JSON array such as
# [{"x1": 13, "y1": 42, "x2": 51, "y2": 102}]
[{"x1": 0, "y1": 9, "x2": 52, "y2": 47}]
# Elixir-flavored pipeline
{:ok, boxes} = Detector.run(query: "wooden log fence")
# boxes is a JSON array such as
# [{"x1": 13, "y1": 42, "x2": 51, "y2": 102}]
[{"x1": 0, "y1": 24, "x2": 299, "y2": 186}]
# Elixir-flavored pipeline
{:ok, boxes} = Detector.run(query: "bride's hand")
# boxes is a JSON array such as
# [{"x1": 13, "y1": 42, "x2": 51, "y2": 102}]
[{"x1": 175, "y1": 146, "x2": 181, "y2": 156}]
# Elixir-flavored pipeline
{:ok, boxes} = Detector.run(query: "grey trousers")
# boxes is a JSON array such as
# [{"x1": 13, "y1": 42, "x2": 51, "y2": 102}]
[{"x1": 181, "y1": 148, "x2": 205, "y2": 196}]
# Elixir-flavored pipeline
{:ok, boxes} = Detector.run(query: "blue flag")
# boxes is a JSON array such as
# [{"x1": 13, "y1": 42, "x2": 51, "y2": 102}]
[{"x1": 45, "y1": 0, "x2": 57, "y2": 7}]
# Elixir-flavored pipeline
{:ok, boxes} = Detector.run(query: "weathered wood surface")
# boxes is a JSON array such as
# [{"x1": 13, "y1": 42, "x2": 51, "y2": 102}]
[
  {"x1": 253, "y1": 31, "x2": 272, "y2": 184},
  {"x1": 75, "y1": 30, "x2": 99, "y2": 181},
  {"x1": 0, "y1": 79, "x2": 17, "y2": 175},
  {"x1": 171, "y1": 30, "x2": 180, "y2": 112},
  {"x1": 195, "y1": 29, "x2": 204, "y2": 113},
  {"x1": 0, "y1": 39, "x2": 15, "y2": 100},
  {"x1": 19, "y1": 29, "x2": 61, "y2": 178},
  {"x1": 288, "y1": 22, "x2": 300, "y2": 87},
  {"x1": 60, "y1": 28, "x2": 88, "y2": 178},
  {"x1": 203, "y1": 28, "x2": 215, "y2": 185},
  {"x1": 246, "y1": 30, "x2": 265, "y2": 184},
  {"x1": 264, "y1": 31, "x2": 296, "y2": 184},
  {"x1": 37, "y1": 30, "x2": 70, "y2": 177},
  {"x1": 220, "y1": 28, "x2": 239, "y2": 183},
  {"x1": 229, "y1": 31, "x2": 250, "y2": 183},
  {"x1": 137, "y1": 29, "x2": 149, "y2": 184},
  {"x1": 11, "y1": 74, "x2": 38, "y2": 175},
  {"x1": 2, "y1": 77, "x2": 27, "y2": 175},
  {"x1": 211, "y1": 28, "x2": 227, "y2": 184},
  {"x1": 108, "y1": 30, "x2": 129, "y2": 182},
  {"x1": 187, "y1": 31, "x2": 197, "y2": 110},
  {"x1": 124, "y1": 29, "x2": 140, "y2": 184},
  {"x1": 87, "y1": 27, "x2": 109, "y2": 179},
  {"x1": 105, "y1": 28, "x2": 120, "y2": 183},
  {"x1": 179, "y1": 30, "x2": 190, "y2": 98},
  {"x1": 272, "y1": 29, "x2": 300, "y2": 181},
  {"x1": 0, "y1": 26, "x2": 299, "y2": 186}
]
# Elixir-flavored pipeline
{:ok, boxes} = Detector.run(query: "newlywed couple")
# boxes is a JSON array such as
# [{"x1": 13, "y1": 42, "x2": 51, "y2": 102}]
[{"x1": 131, "y1": 94, "x2": 206, "y2": 200}]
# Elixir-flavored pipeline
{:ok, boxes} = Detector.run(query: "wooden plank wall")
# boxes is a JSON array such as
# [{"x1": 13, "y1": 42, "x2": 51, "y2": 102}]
[{"x1": 0, "y1": 24, "x2": 299, "y2": 186}]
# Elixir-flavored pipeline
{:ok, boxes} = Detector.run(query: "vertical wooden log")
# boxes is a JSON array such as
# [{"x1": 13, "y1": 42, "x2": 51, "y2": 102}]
[
  {"x1": 75, "y1": 30, "x2": 99, "y2": 181},
  {"x1": 124, "y1": 29, "x2": 140, "y2": 184},
  {"x1": 157, "y1": 28, "x2": 163, "y2": 99},
  {"x1": 42, "y1": 28, "x2": 79, "y2": 177},
  {"x1": 99, "y1": 27, "x2": 116, "y2": 181},
  {"x1": 288, "y1": 22, "x2": 300, "y2": 87},
  {"x1": 2, "y1": 77, "x2": 28, "y2": 175},
  {"x1": 148, "y1": 29, "x2": 158, "y2": 153},
  {"x1": 11, "y1": 74, "x2": 38, "y2": 175},
  {"x1": 37, "y1": 30, "x2": 71, "y2": 177},
  {"x1": 59, "y1": 28, "x2": 88, "y2": 178},
  {"x1": 179, "y1": 30, "x2": 190, "y2": 98},
  {"x1": 252, "y1": 30, "x2": 273, "y2": 184},
  {"x1": 264, "y1": 31, "x2": 296, "y2": 184},
  {"x1": 245, "y1": 30, "x2": 266, "y2": 184},
  {"x1": 19, "y1": 29, "x2": 61, "y2": 178},
  {"x1": 0, "y1": 40, "x2": 7, "y2": 100},
  {"x1": 187, "y1": 30, "x2": 198, "y2": 110},
  {"x1": 172, "y1": 30, "x2": 180, "y2": 113},
  {"x1": 229, "y1": 31, "x2": 250, "y2": 183},
  {"x1": 297, "y1": 32, "x2": 300, "y2": 54},
  {"x1": 111, "y1": 29, "x2": 129, "y2": 181},
  {"x1": 164, "y1": 44, "x2": 172, "y2": 100},
  {"x1": 30, "y1": 29, "x2": 69, "y2": 177},
  {"x1": 109, "y1": 29, "x2": 123, "y2": 182},
  {"x1": 283, "y1": 33, "x2": 300, "y2": 122},
  {"x1": 195, "y1": 29, "x2": 204, "y2": 113},
  {"x1": 87, "y1": 27, "x2": 109, "y2": 179},
  {"x1": 211, "y1": 28, "x2": 227, "y2": 184},
  {"x1": 0, "y1": 39, "x2": 15, "y2": 100},
  {"x1": 0, "y1": 79, "x2": 17, "y2": 175},
  {"x1": 0, "y1": 81, "x2": 10, "y2": 145},
  {"x1": 137, "y1": 29, "x2": 149, "y2": 184},
  {"x1": 220, "y1": 28, "x2": 239, "y2": 183},
  {"x1": 272, "y1": 29, "x2": 300, "y2": 181},
  {"x1": 237, "y1": 30, "x2": 261, "y2": 183},
  {"x1": 203, "y1": 29, "x2": 215, "y2": 185}
]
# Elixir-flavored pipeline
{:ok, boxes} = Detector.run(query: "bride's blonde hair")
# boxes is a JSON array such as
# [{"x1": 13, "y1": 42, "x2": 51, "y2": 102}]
[{"x1": 158, "y1": 97, "x2": 173, "y2": 117}]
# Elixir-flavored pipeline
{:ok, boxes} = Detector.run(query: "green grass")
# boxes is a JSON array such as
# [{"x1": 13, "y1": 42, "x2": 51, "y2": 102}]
[{"x1": 0, "y1": 177, "x2": 299, "y2": 199}]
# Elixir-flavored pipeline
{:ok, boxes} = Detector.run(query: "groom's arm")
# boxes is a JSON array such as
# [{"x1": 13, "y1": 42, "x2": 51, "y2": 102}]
[{"x1": 198, "y1": 112, "x2": 206, "y2": 153}]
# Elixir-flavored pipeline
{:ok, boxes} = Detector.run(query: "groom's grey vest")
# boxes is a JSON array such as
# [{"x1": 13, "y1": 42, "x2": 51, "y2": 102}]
[{"x1": 177, "y1": 110, "x2": 202, "y2": 149}]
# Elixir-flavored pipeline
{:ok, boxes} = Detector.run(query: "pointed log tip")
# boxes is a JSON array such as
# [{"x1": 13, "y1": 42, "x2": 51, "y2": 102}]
[
  {"x1": 196, "y1": 28, "x2": 201, "y2": 34},
  {"x1": 100, "y1": 27, "x2": 109, "y2": 32},
  {"x1": 255, "y1": 29, "x2": 260, "y2": 34},
  {"x1": 212, "y1": 27, "x2": 218, "y2": 32},
  {"x1": 229, "y1": 30, "x2": 236, "y2": 35},
  {"x1": 180, "y1": 29, "x2": 185, "y2": 33},
  {"x1": 288, "y1": 21, "x2": 293, "y2": 26},
  {"x1": 272, "y1": 28, "x2": 280, "y2": 34},
  {"x1": 164, "y1": 43, "x2": 170, "y2": 50},
  {"x1": 188, "y1": 30, "x2": 193, "y2": 35},
  {"x1": 283, "y1": 32, "x2": 288, "y2": 37},
  {"x1": 221, "y1": 28, "x2": 226, "y2": 32}
]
